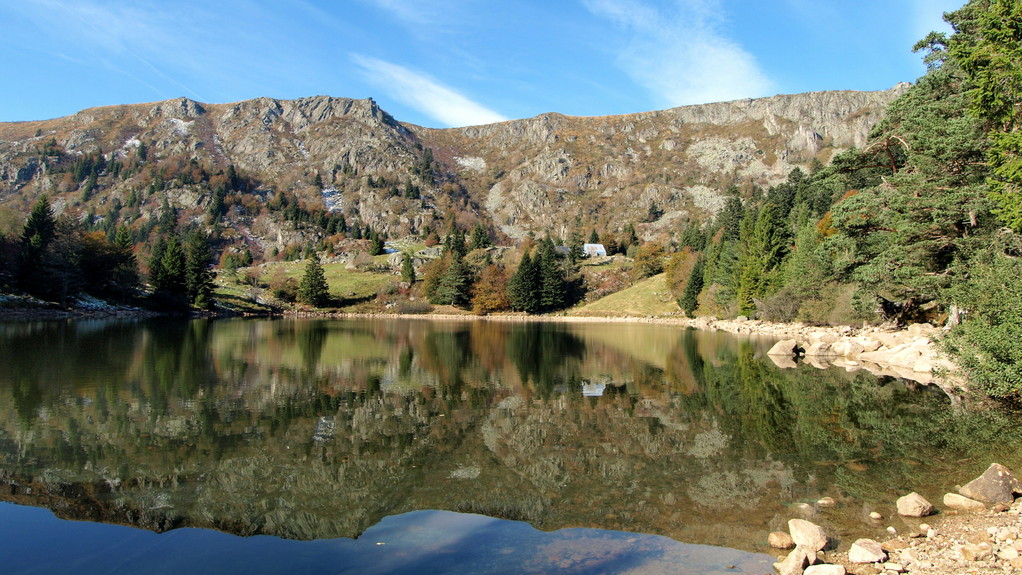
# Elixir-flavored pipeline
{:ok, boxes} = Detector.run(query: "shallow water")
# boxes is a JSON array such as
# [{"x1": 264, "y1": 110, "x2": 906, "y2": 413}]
[{"x1": 0, "y1": 317, "x2": 1018, "y2": 572}]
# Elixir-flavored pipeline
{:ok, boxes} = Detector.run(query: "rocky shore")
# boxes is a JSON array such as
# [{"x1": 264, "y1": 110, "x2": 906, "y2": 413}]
[
  {"x1": 769, "y1": 463, "x2": 1022, "y2": 575},
  {"x1": 332, "y1": 312, "x2": 962, "y2": 395}
]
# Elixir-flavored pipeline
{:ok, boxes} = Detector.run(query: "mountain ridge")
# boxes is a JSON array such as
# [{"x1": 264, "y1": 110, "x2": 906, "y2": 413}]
[{"x1": 0, "y1": 85, "x2": 907, "y2": 254}]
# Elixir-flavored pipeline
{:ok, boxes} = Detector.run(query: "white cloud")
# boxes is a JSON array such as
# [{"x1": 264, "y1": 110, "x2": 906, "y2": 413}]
[
  {"x1": 351, "y1": 55, "x2": 508, "y2": 127},
  {"x1": 584, "y1": 0, "x2": 773, "y2": 106}
]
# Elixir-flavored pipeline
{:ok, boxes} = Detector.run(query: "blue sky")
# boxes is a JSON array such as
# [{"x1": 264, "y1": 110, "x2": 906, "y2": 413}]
[{"x1": 0, "y1": 0, "x2": 963, "y2": 128}]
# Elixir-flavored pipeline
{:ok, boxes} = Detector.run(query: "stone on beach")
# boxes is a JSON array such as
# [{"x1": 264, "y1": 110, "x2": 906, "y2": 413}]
[
  {"x1": 848, "y1": 538, "x2": 888, "y2": 563},
  {"x1": 943, "y1": 492, "x2": 986, "y2": 511},
  {"x1": 774, "y1": 546, "x2": 813, "y2": 575},
  {"x1": 804, "y1": 564, "x2": 845, "y2": 575}
]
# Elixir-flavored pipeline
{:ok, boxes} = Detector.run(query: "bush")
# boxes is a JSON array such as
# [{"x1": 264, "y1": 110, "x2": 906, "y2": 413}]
[{"x1": 396, "y1": 300, "x2": 433, "y2": 314}]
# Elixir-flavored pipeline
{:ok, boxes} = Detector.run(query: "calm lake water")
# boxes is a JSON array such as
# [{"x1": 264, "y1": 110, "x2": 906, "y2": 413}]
[{"x1": 1, "y1": 317, "x2": 1020, "y2": 574}]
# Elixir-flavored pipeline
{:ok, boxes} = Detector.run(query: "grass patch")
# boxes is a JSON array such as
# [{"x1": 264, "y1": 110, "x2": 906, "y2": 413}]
[{"x1": 571, "y1": 273, "x2": 680, "y2": 317}]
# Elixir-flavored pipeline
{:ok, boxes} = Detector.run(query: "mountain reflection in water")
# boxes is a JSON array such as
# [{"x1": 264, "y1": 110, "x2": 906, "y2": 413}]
[{"x1": 0, "y1": 318, "x2": 1020, "y2": 570}]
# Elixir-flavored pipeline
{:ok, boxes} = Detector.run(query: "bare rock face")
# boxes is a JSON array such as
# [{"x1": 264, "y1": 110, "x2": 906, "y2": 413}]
[
  {"x1": 0, "y1": 86, "x2": 904, "y2": 248},
  {"x1": 788, "y1": 518, "x2": 829, "y2": 551},
  {"x1": 848, "y1": 538, "x2": 888, "y2": 563},
  {"x1": 896, "y1": 492, "x2": 935, "y2": 517},
  {"x1": 959, "y1": 463, "x2": 1022, "y2": 504}
]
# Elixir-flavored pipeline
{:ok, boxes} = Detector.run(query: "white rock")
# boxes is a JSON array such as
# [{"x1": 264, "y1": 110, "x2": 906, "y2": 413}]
[
  {"x1": 896, "y1": 492, "x2": 935, "y2": 517},
  {"x1": 768, "y1": 339, "x2": 800, "y2": 356},
  {"x1": 944, "y1": 492, "x2": 985, "y2": 510},
  {"x1": 788, "y1": 519, "x2": 829, "y2": 551},
  {"x1": 848, "y1": 538, "x2": 887, "y2": 563},
  {"x1": 804, "y1": 565, "x2": 845, "y2": 575},
  {"x1": 998, "y1": 547, "x2": 1020, "y2": 561}
]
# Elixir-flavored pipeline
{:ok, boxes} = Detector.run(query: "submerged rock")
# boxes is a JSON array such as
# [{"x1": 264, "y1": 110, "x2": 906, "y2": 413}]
[{"x1": 769, "y1": 531, "x2": 796, "y2": 549}]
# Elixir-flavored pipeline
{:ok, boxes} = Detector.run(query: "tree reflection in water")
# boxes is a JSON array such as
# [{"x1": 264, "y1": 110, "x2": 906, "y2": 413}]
[{"x1": 0, "y1": 318, "x2": 1019, "y2": 553}]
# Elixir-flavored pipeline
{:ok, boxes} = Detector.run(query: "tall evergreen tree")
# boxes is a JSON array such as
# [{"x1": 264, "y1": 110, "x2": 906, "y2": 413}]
[
  {"x1": 947, "y1": 0, "x2": 1022, "y2": 231},
  {"x1": 298, "y1": 255, "x2": 330, "y2": 307},
  {"x1": 679, "y1": 255, "x2": 705, "y2": 318},
  {"x1": 434, "y1": 253, "x2": 472, "y2": 308},
  {"x1": 401, "y1": 252, "x2": 416, "y2": 284},
  {"x1": 184, "y1": 233, "x2": 215, "y2": 308},
  {"x1": 469, "y1": 222, "x2": 492, "y2": 250},
  {"x1": 537, "y1": 240, "x2": 565, "y2": 312},
  {"x1": 159, "y1": 235, "x2": 187, "y2": 296},
  {"x1": 18, "y1": 195, "x2": 56, "y2": 292},
  {"x1": 508, "y1": 252, "x2": 540, "y2": 313}
]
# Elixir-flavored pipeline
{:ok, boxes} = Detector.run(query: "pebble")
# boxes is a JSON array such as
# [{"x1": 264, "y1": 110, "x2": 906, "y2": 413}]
[
  {"x1": 869, "y1": 511, "x2": 883, "y2": 521},
  {"x1": 887, "y1": 526, "x2": 897, "y2": 535}
]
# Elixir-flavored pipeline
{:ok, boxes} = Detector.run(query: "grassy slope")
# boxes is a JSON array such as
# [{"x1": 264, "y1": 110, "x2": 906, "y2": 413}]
[{"x1": 569, "y1": 273, "x2": 680, "y2": 317}]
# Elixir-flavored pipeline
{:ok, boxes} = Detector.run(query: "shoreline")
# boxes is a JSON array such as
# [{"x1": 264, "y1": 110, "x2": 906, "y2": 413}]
[{"x1": 0, "y1": 303, "x2": 962, "y2": 396}]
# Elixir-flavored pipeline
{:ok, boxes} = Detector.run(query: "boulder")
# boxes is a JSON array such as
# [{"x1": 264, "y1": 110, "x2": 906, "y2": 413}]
[
  {"x1": 768, "y1": 339, "x2": 801, "y2": 357},
  {"x1": 830, "y1": 340, "x2": 865, "y2": 357},
  {"x1": 788, "y1": 518, "x2": 829, "y2": 551},
  {"x1": 804, "y1": 565, "x2": 845, "y2": 575},
  {"x1": 959, "y1": 463, "x2": 1022, "y2": 504},
  {"x1": 943, "y1": 492, "x2": 986, "y2": 511},
  {"x1": 769, "y1": 531, "x2": 796, "y2": 549},
  {"x1": 774, "y1": 546, "x2": 812, "y2": 575},
  {"x1": 848, "y1": 538, "x2": 887, "y2": 563},
  {"x1": 896, "y1": 492, "x2": 935, "y2": 517}
]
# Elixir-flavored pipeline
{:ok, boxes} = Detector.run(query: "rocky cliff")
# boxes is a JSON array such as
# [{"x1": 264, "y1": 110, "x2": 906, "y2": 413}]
[{"x1": 0, "y1": 86, "x2": 907, "y2": 250}]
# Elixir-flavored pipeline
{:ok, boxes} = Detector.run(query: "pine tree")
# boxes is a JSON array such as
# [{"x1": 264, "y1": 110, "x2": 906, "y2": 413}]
[
  {"x1": 469, "y1": 222, "x2": 491, "y2": 250},
  {"x1": 147, "y1": 236, "x2": 168, "y2": 292},
  {"x1": 434, "y1": 253, "x2": 472, "y2": 308},
  {"x1": 298, "y1": 255, "x2": 330, "y2": 307},
  {"x1": 679, "y1": 256, "x2": 705, "y2": 317},
  {"x1": 537, "y1": 241, "x2": 565, "y2": 312},
  {"x1": 508, "y1": 252, "x2": 540, "y2": 313},
  {"x1": 401, "y1": 252, "x2": 416, "y2": 284},
  {"x1": 159, "y1": 235, "x2": 187, "y2": 296},
  {"x1": 18, "y1": 195, "x2": 56, "y2": 292},
  {"x1": 184, "y1": 233, "x2": 214, "y2": 308}
]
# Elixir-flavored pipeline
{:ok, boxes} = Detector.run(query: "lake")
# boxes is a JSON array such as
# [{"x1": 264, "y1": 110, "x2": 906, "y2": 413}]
[{"x1": 0, "y1": 317, "x2": 1019, "y2": 573}]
